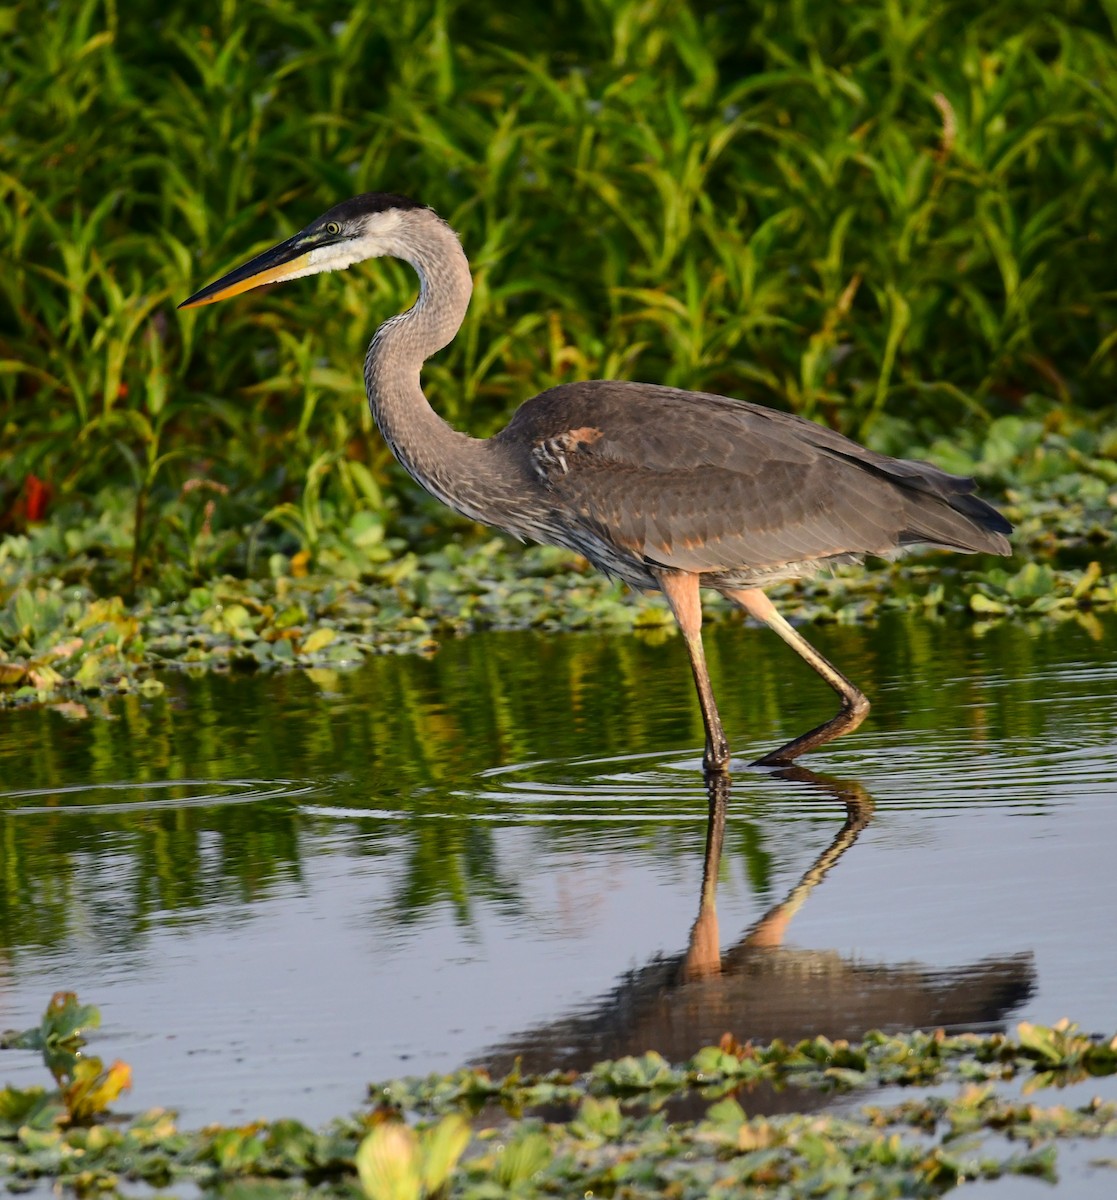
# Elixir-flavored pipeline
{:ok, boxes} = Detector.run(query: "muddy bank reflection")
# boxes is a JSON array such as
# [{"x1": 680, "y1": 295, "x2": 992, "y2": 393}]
[{"x1": 478, "y1": 768, "x2": 1033, "y2": 1106}]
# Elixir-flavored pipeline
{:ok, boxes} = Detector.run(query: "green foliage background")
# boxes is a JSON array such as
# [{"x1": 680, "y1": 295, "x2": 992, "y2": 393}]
[{"x1": 2, "y1": 0, "x2": 1116, "y2": 591}]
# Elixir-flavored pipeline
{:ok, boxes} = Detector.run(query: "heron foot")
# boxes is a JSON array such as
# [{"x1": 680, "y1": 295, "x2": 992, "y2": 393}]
[{"x1": 749, "y1": 693, "x2": 871, "y2": 768}]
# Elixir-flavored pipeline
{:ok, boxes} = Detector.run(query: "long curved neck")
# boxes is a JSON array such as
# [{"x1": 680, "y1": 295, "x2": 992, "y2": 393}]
[{"x1": 363, "y1": 212, "x2": 497, "y2": 524}]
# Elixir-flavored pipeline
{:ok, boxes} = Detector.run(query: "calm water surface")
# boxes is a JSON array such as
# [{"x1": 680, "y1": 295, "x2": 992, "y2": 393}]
[{"x1": 1, "y1": 610, "x2": 1116, "y2": 1137}]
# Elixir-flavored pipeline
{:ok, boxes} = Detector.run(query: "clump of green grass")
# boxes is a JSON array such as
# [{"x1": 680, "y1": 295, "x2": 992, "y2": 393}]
[{"x1": 2, "y1": 0, "x2": 1116, "y2": 594}]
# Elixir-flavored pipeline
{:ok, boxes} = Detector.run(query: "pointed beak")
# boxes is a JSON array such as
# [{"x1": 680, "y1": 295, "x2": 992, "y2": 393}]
[{"x1": 178, "y1": 232, "x2": 315, "y2": 310}]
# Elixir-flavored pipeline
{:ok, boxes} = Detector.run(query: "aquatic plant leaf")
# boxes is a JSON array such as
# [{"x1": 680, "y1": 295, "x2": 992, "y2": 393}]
[
  {"x1": 61, "y1": 1058, "x2": 132, "y2": 1123},
  {"x1": 1017, "y1": 1021, "x2": 1071, "y2": 1065},
  {"x1": 301, "y1": 627, "x2": 336, "y2": 654},
  {"x1": 208, "y1": 1126, "x2": 269, "y2": 1170},
  {"x1": 573, "y1": 1095, "x2": 623, "y2": 1139},
  {"x1": 969, "y1": 592, "x2": 1009, "y2": 614},
  {"x1": 736, "y1": 1145, "x2": 790, "y2": 1184},
  {"x1": 0, "y1": 1086, "x2": 64, "y2": 1135},
  {"x1": 493, "y1": 1129, "x2": 552, "y2": 1187},
  {"x1": 591, "y1": 1050, "x2": 679, "y2": 1091},
  {"x1": 1072, "y1": 561, "x2": 1103, "y2": 598},
  {"x1": 356, "y1": 1121, "x2": 422, "y2": 1200},
  {"x1": 0, "y1": 662, "x2": 27, "y2": 685},
  {"x1": 1004, "y1": 563, "x2": 1056, "y2": 601},
  {"x1": 702, "y1": 1097, "x2": 747, "y2": 1138},
  {"x1": 38, "y1": 992, "x2": 100, "y2": 1051},
  {"x1": 1084, "y1": 1040, "x2": 1117, "y2": 1076},
  {"x1": 260, "y1": 1117, "x2": 320, "y2": 1171},
  {"x1": 418, "y1": 1115, "x2": 470, "y2": 1193},
  {"x1": 274, "y1": 604, "x2": 308, "y2": 629}
]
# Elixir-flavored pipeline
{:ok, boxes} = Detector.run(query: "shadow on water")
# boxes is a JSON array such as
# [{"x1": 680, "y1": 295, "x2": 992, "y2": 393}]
[
  {"x1": 0, "y1": 610, "x2": 1113, "y2": 1123},
  {"x1": 478, "y1": 767, "x2": 1034, "y2": 1109}
]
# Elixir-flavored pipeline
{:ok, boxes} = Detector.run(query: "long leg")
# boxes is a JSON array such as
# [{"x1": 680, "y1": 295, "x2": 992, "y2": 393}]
[
  {"x1": 654, "y1": 568, "x2": 731, "y2": 773},
  {"x1": 723, "y1": 587, "x2": 869, "y2": 767}
]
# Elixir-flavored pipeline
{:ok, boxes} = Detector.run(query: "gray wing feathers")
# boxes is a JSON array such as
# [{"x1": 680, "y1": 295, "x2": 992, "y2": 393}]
[{"x1": 500, "y1": 381, "x2": 1011, "y2": 573}]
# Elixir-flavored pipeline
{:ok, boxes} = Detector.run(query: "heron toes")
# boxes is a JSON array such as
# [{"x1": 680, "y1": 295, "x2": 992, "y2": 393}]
[{"x1": 748, "y1": 691, "x2": 872, "y2": 769}]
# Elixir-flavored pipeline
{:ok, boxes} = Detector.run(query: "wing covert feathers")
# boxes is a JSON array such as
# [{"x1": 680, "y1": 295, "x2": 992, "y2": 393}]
[{"x1": 499, "y1": 380, "x2": 1011, "y2": 579}]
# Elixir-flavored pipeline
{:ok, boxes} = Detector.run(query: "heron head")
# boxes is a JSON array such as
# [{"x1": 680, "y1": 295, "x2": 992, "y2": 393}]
[{"x1": 178, "y1": 192, "x2": 429, "y2": 309}]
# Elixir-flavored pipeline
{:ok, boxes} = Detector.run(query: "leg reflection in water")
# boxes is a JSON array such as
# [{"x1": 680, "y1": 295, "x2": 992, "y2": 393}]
[
  {"x1": 479, "y1": 767, "x2": 1033, "y2": 1096},
  {"x1": 682, "y1": 767, "x2": 874, "y2": 979}
]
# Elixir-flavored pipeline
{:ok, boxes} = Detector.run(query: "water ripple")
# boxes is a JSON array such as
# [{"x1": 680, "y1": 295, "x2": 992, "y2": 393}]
[
  {"x1": 1, "y1": 777, "x2": 318, "y2": 816},
  {"x1": 454, "y1": 727, "x2": 1117, "y2": 820}
]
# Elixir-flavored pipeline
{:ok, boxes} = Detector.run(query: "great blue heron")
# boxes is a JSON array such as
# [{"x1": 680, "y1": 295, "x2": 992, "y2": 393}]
[{"x1": 180, "y1": 193, "x2": 1011, "y2": 772}]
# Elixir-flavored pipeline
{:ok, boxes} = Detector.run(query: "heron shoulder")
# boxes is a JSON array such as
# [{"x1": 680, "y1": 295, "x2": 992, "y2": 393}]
[{"x1": 497, "y1": 379, "x2": 823, "y2": 484}]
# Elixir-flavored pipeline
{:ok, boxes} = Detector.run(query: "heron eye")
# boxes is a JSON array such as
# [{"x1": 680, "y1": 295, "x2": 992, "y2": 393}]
[{"x1": 325, "y1": 221, "x2": 341, "y2": 235}]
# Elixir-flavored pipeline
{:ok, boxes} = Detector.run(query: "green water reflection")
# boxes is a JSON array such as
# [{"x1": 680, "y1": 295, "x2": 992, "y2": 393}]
[
  {"x1": 1, "y1": 610, "x2": 1113, "y2": 956},
  {"x1": 2, "y1": 608, "x2": 1116, "y2": 1129}
]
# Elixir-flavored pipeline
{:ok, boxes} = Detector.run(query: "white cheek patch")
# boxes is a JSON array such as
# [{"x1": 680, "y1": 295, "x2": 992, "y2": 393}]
[
  {"x1": 306, "y1": 208, "x2": 408, "y2": 273},
  {"x1": 306, "y1": 239, "x2": 375, "y2": 273}
]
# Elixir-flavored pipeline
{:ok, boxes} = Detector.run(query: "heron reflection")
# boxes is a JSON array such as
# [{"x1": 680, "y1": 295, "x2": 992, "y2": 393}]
[{"x1": 478, "y1": 769, "x2": 1033, "y2": 1104}]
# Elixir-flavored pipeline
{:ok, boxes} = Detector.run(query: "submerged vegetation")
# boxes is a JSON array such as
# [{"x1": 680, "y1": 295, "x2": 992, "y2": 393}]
[
  {"x1": 2, "y1": 0, "x2": 1117, "y2": 703},
  {"x1": 2, "y1": 995, "x2": 1117, "y2": 1196}
]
